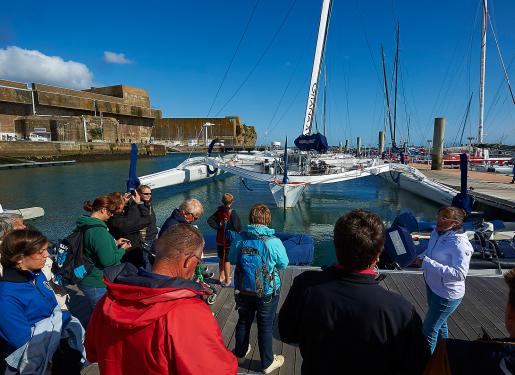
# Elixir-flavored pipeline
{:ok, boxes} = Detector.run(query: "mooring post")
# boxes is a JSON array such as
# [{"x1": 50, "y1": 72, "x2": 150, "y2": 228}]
[
  {"x1": 431, "y1": 117, "x2": 445, "y2": 170},
  {"x1": 378, "y1": 131, "x2": 385, "y2": 156}
]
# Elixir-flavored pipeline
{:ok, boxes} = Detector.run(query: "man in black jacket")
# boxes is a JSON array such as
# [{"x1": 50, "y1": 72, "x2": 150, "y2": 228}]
[{"x1": 278, "y1": 210, "x2": 430, "y2": 374}]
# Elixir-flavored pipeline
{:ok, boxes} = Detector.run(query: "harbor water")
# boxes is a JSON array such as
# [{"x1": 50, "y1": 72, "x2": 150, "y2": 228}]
[{"x1": 0, "y1": 153, "x2": 441, "y2": 265}]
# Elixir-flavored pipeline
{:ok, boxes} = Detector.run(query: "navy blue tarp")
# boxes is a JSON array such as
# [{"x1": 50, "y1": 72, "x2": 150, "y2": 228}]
[{"x1": 294, "y1": 133, "x2": 329, "y2": 153}]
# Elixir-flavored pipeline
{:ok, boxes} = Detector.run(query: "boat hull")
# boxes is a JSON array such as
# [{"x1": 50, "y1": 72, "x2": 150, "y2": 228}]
[{"x1": 380, "y1": 169, "x2": 456, "y2": 206}]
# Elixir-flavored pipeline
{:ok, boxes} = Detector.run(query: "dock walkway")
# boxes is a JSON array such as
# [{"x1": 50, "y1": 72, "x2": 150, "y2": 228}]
[
  {"x1": 0, "y1": 160, "x2": 75, "y2": 169},
  {"x1": 68, "y1": 267, "x2": 509, "y2": 374},
  {"x1": 413, "y1": 163, "x2": 515, "y2": 215}
]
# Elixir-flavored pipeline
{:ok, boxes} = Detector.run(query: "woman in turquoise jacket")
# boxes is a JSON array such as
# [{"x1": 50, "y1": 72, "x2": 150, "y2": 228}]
[
  {"x1": 229, "y1": 203, "x2": 288, "y2": 374},
  {"x1": 77, "y1": 194, "x2": 130, "y2": 310}
]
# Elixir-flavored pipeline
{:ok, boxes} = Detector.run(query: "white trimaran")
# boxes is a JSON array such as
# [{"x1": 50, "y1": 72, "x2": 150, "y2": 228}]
[{"x1": 139, "y1": 0, "x2": 457, "y2": 208}]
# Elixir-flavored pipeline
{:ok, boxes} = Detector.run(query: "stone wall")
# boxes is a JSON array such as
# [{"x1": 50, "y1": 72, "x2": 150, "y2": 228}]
[
  {"x1": 33, "y1": 83, "x2": 161, "y2": 121},
  {"x1": 236, "y1": 124, "x2": 257, "y2": 146},
  {"x1": 13, "y1": 115, "x2": 153, "y2": 143},
  {"x1": 85, "y1": 85, "x2": 151, "y2": 107},
  {"x1": 153, "y1": 116, "x2": 256, "y2": 146},
  {"x1": 0, "y1": 141, "x2": 165, "y2": 157},
  {"x1": 0, "y1": 79, "x2": 28, "y2": 89}
]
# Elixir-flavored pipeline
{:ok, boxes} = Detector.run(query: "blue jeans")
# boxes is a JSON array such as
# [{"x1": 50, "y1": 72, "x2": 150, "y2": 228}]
[
  {"x1": 79, "y1": 284, "x2": 107, "y2": 311},
  {"x1": 234, "y1": 293, "x2": 280, "y2": 369},
  {"x1": 423, "y1": 284, "x2": 462, "y2": 353}
]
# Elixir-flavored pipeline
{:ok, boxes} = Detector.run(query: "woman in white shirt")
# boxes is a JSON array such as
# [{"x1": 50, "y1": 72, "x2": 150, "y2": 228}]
[{"x1": 414, "y1": 206, "x2": 473, "y2": 353}]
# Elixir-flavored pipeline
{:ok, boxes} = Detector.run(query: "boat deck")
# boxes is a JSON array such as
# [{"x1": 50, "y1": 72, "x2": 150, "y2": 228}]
[
  {"x1": 68, "y1": 266, "x2": 509, "y2": 374},
  {"x1": 412, "y1": 163, "x2": 515, "y2": 215}
]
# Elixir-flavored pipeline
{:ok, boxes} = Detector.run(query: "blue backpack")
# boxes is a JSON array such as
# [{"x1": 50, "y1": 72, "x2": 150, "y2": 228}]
[{"x1": 234, "y1": 232, "x2": 276, "y2": 297}]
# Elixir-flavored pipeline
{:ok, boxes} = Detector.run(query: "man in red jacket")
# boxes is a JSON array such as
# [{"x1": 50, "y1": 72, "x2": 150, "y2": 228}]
[{"x1": 85, "y1": 224, "x2": 237, "y2": 375}]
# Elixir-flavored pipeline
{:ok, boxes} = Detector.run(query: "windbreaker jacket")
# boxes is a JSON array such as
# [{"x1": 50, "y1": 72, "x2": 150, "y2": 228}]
[
  {"x1": 158, "y1": 209, "x2": 188, "y2": 238},
  {"x1": 420, "y1": 229, "x2": 473, "y2": 300},
  {"x1": 77, "y1": 215, "x2": 125, "y2": 288},
  {"x1": 0, "y1": 268, "x2": 58, "y2": 368},
  {"x1": 85, "y1": 263, "x2": 237, "y2": 375},
  {"x1": 108, "y1": 200, "x2": 151, "y2": 247},
  {"x1": 207, "y1": 205, "x2": 242, "y2": 245},
  {"x1": 229, "y1": 224, "x2": 289, "y2": 295},
  {"x1": 278, "y1": 267, "x2": 430, "y2": 374}
]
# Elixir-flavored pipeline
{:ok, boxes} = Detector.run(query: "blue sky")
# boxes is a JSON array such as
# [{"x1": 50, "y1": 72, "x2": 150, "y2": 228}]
[{"x1": 1, "y1": 0, "x2": 514, "y2": 146}]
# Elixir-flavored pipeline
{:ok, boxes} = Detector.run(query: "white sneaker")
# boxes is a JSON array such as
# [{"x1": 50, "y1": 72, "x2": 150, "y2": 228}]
[
  {"x1": 237, "y1": 344, "x2": 251, "y2": 365},
  {"x1": 262, "y1": 354, "x2": 284, "y2": 374}
]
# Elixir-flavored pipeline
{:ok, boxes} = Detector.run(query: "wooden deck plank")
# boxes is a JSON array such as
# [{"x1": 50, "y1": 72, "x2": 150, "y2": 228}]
[
  {"x1": 461, "y1": 277, "x2": 508, "y2": 336},
  {"x1": 68, "y1": 266, "x2": 508, "y2": 374},
  {"x1": 277, "y1": 268, "x2": 298, "y2": 375}
]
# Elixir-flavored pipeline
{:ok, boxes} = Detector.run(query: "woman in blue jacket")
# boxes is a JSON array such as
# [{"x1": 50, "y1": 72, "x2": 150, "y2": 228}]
[
  {"x1": 229, "y1": 203, "x2": 289, "y2": 374},
  {"x1": 0, "y1": 229, "x2": 62, "y2": 373},
  {"x1": 415, "y1": 206, "x2": 473, "y2": 353}
]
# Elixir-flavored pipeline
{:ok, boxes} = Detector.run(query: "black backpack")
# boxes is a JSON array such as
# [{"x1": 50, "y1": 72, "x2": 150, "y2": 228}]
[{"x1": 52, "y1": 224, "x2": 103, "y2": 286}]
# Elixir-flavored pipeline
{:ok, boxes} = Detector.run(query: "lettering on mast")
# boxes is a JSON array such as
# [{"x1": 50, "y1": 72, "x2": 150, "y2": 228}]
[{"x1": 304, "y1": 83, "x2": 318, "y2": 135}]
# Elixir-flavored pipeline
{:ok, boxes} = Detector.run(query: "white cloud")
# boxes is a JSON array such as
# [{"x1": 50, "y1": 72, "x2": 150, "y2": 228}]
[
  {"x1": 103, "y1": 51, "x2": 133, "y2": 64},
  {"x1": 0, "y1": 46, "x2": 93, "y2": 89}
]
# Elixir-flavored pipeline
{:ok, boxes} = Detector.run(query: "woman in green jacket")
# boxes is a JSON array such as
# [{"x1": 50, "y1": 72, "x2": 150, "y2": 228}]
[{"x1": 77, "y1": 194, "x2": 130, "y2": 310}]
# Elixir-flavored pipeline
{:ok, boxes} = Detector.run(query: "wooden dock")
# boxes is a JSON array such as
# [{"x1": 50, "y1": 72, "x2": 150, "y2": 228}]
[
  {"x1": 0, "y1": 160, "x2": 75, "y2": 169},
  {"x1": 68, "y1": 267, "x2": 509, "y2": 374},
  {"x1": 412, "y1": 163, "x2": 515, "y2": 216}
]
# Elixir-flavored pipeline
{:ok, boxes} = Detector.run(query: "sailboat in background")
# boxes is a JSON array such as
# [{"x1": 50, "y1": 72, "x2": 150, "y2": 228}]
[{"x1": 139, "y1": 0, "x2": 460, "y2": 208}]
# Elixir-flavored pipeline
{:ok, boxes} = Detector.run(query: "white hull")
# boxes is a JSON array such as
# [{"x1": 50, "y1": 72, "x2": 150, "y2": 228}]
[
  {"x1": 139, "y1": 157, "x2": 224, "y2": 189},
  {"x1": 380, "y1": 165, "x2": 457, "y2": 206},
  {"x1": 0, "y1": 205, "x2": 45, "y2": 219},
  {"x1": 270, "y1": 183, "x2": 307, "y2": 208},
  {"x1": 472, "y1": 164, "x2": 514, "y2": 174},
  {"x1": 139, "y1": 155, "x2": 458, "y2": 208}
]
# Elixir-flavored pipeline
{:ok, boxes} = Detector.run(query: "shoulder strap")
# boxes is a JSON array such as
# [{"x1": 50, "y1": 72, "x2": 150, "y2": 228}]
[{"x1": 78, "y1": 224, "x2": 105, "y2": 233}]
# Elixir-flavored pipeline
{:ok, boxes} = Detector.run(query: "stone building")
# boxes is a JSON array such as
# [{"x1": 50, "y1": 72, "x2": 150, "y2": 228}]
[
  {"x1": 152, "y1": 116, "x2": 256, "y2": 146},
  {"x1": 0, "y1": 79, "x2": 162, "y2": 142}
]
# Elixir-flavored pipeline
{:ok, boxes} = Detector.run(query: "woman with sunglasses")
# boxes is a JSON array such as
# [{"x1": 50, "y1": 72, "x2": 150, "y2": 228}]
[
  {"x1": 414, "y1": 206, "x2": 473, "y2": 353},
  {"x1": 77, "y1": 194, "x2": 131, "y2": 310}
]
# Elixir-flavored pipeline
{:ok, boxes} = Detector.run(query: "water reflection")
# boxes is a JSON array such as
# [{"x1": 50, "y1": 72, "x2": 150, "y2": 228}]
[{"x1": 0, "y1": 154, "x2": 440, "y2": 265}]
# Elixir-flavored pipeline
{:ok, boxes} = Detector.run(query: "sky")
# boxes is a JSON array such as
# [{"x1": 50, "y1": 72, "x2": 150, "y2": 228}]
[{"x1": 1, "y1": 0, "x2": 514, "y2": 146}]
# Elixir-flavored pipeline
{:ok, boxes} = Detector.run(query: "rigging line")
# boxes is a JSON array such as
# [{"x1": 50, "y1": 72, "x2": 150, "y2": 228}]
[
  {"x1": 271, "y1": 76, "x2": 308, "y2": 133},
  {"x1": 264, "y1": 48, "x2": 303, "y2": 137},
  {"x1": 485, "y1": 54, "x2": 515, "y2": 122},
  {"x1": 466, "y1": 0, "x2": 482, "y2": 98},
  {"x1": 487, "y1": 13, "x2": 515, "y2": 104},
  {"x1": 399, "y1": 65, "x2": 417, "y2": 144},
  {"x1": 392, "y1": 23, "x2": 400, "y2": 143},
  {"x1": 453, "y1": 93, "x2": 473, "y2": 145},
  {"x1": 354, "y1": 0, "x2": 383, "y2": 88},
  {"x1": 214, "y1": 0, "x2": 298, "y2": 117},
  {"x1": 424, "y1": 32, "x2": 463, "y2": 131},
  {"x1": 206, "y1": 0, "x2": 261, "y2": 117},
  {"x1": 342, "y1": 57, "x2": 351, "y2": 141},
  {"x1": 381, "y1": 45, "x2": 395, "y2": 146}
]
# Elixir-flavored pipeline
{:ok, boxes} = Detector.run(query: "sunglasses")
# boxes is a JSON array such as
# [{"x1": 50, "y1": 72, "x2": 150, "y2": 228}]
[
  {"x1": 141, "y1": 192, "x2": 152, "y2": 196},
  {"x1": 186, "y1": 212, "x2": 199, "y2": 221}
]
